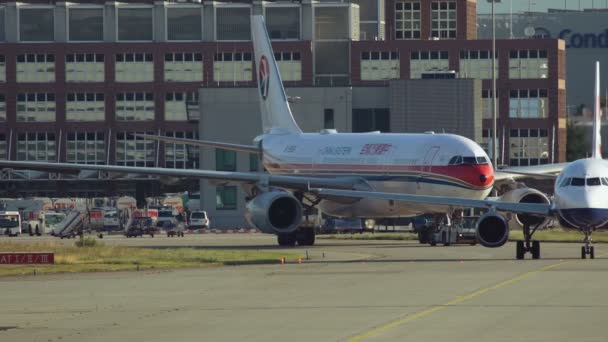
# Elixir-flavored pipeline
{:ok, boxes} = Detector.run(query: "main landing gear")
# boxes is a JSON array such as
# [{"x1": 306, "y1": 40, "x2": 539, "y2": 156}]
[
  {"x1": 277, "y1": 227, "x2": 315, "y2": 247},
  {"x1": 516, "y1": 223, "x2": 541, "y2": 260},
  {"x1": 581, "y1": 229, "x2": 595, "y2": 259}
]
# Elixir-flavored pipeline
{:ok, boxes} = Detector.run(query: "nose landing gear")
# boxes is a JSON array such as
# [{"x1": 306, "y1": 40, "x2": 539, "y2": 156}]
[{"x1": 581, "y1": 229, "x2": 595, "y2": 259}]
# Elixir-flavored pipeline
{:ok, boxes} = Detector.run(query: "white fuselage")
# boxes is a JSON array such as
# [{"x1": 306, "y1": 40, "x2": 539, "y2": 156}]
[
  {"x1": 261, "y1": 131, "x2": 494, "y2": 218},
  {"x1": 554, "y1": 158, "x2": 608, "y2": 230}
]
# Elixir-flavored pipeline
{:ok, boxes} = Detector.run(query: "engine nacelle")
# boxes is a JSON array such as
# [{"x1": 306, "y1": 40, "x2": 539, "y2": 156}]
[
  {"x1": 500, "y1": 188, "x2": 551, "y2": 228},
  {"x1": 245, "y1": 191, "x2": 302, "y2": 234},
  {"x1": 476, "y1": 213, "x2": 509, "y2": 248}
]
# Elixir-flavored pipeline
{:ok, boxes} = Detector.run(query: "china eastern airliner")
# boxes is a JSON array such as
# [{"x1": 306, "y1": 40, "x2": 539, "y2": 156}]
[{"x1": 0, "y1": 16, "x2": 602, "y2": 261}]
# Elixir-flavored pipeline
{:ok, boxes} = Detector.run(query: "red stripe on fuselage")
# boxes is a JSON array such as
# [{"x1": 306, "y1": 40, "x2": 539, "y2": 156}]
[{"x1": 264, "y1": 162, "x2": 494, "y2": 189}]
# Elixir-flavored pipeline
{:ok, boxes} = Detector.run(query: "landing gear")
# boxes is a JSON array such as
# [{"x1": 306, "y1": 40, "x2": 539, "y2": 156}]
[
  {"x1": 516, "y1": 223, "x2": 541, "y2": 260},
  {"x1": 277, "y1": 228, "x2": 316, "y2": 247},
  {"x1": 581, "y1": 230, "x2": 595, "y2": 259}
]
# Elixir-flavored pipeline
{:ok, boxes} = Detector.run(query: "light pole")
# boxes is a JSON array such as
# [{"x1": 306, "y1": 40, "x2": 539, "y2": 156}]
[{"x1": 488, "y1": 0, "x2": 500, "y2": 168}]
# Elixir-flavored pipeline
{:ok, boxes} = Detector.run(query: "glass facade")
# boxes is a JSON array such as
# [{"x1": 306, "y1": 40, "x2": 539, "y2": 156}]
[
  {"x1": 69, "y1": 7, "x2": 104, "y2": 41},
  {"x1": 16, "y1": 54, "x2": 55, "y2": 83},
  {"x1": 410, "y1": 50, "x2": 449, "y2": 79},
  {"x1": 509, "y1": 128, "x2": 549, "y2": 166},
  {"x1": 66, "y1": 132, "x2": 106, "y2": 164},
  {"x1": 216, "y1": 7, "x2": 251, "y2": 40},
  {"x1": 164, "y1": 131, "x2": 198, "y2": 169},
  {"x1": 213, "y1": 52, "x2": 253, "y2": 82},
  {"x1": 66, "y1": 53, "x2": 105, "y2": 82},
  {"x1": 431, "y1": 1, "x2": 457, "y2": 39},
  {"x1": 117, "y1": 7, "x2": 153, "y2": 41},
  {"x1": 115, "y1": 53, "x2": 154, "y2": 82},
  {"x1": 167, "y1": 7, "x2": 202, "y2": 41},
  {"x1": 16, "y1": 132, "x2": 56, "y2": 161},
  {"x1": 19, "y1": 7, "x2": 54, "y2": 41},
  {"x1": 361, "y1": 51, "x2": 400, "y2": 80},
  {"x1": 16, "y1": 93, "x2": 56, "y2": 122},
  {"x1": 216, "y1": 149, "x2": 236, "y2": 171},
  {"x1": 116, "y1": 132, "x2": 155, "y2": 167},
  {"x1": 164, "y1": 52, "x2": 203, "y2": 82},
  {"x1": 66, "y1": 93, "x2": 105, "y2": 121},
  {"x1": 395, "y1": 1, "x2": 420, "y2": 39},
  {"x1": 266, "y1": 7, "x2": 300, "y2": 40},
  {"x1": 116, "y1": 92, "x2": 154, "y2": 121},
  {"x1": 459, "y1": 50, "x2": 498, "y2": 80},
  {"x1": 509, "y1": 89, "x2": 548, "y2": 119},
  {"x1": 216, "y1": 186, "x2": 237, "y2": 210},
  {"x1": 165, "y1": 91, "x2": 198, "y2": 121},
  {"x1": 509, "y1": 49, "x2": 549, "y2": 79}
]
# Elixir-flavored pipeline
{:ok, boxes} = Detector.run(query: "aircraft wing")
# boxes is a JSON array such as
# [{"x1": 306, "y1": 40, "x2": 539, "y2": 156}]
[
  {"x1": 0, "y1": 160, "x2": 361, "y2": 191},
  {"x1": 134, "y1": 134, "x2": 260, "y2": 154},
  {"x1": 494, "y1": 162, "x2": 569, "y2": 182},
  {"x1": 311, "y1": 188, "x2": 553, "y2": 216}
]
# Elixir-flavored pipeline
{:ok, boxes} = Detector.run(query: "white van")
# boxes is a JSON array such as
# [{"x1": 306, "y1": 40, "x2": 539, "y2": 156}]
[{"x1": 189, "y1": 211, "x2": 209, "y2": 229}]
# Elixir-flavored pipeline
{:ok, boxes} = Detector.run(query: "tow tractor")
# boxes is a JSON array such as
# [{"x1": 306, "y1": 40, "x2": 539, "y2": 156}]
[
  {"x1": 125, "y1": 217, "x2": 155, "y2": 238},
  {"x1": 415, "y1": 213, "x2": 479, "y2": 246}
]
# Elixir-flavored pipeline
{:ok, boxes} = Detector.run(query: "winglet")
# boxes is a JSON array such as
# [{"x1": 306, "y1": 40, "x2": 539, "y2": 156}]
[{"x1": 592, "y1": 61, "x2": 602, "y2": 159}]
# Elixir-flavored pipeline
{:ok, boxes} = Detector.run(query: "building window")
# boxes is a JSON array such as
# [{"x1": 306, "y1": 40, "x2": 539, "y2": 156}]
[
  {"x1": 167, "y1": 6, "x2": 202, "y2": 41},
  {"x1": 0, "y1": 7, "x2": 6, "y2": 42},
  {"x1": 19, "y1": 7, "x2": 54, "y2": 42},
  {"x1": 66, "y1": 53, "x2": 105, "y2": 82},
  {"x1": 0, "y1": 133, "x2": 6, "y2": 160},
  {"x1": 16, "y1": 54, "x2": 55, "y2": 83},
  {"x1": 459, "y1": 50, "x2": 498, "y2": 79},
  {"x1": 361, "y1": 51, "x2": 400, "y2": 80},
  {"x1": 249, "y1": 154, "x2": 259, "y2": 172},
  {"x1": 17, "y1": 93, "x2": 55, "y2": 122},
  {"x1": 213, "y1": 52, "x2": 253, "y2": 82},
  {"x1": 431, "y1": 1, "x2": 456, "y2": 39},
  {"x1": 324, "y1": 108, "x2": 335, "y2": 129},
  {"x1": 480, "y1": 129, "x2": 493, "y2": 159},
  {"x1": 216, "y1": 149, "x2": 236, "y2": 171},
  {"x1": 274, "y1": 52, "x2": 301, "y2": 81},
  {"x1": 216, "y1": 7, "x2": 251, "y2": 41},
  {"x1": 115, "y1": 53, "x2": 154, "y2": 82},
  {"x1": 67, "y1": 93, "x2": 104, "y2": 121},
  {"x1": 116, "y1": 132, "x2": 155, "y2": 167},
  {"x1": 509, "y1": 128, "x2": 549, "y2": 166},
  {"x1": 165, "y1": 131, "x2": 198, "y2": 169},
  {"x1": 116, "y1": 92, "x2": 154, "y2": 121},
  {"x1": 165, "y1": 91, "x2": 198, "y2": 121},
  {"x1": 395, "y1": 1, "x2": 420, "y2": 39},
  {"x1": 509, "y1": 89, "x2": 548, "y2": 119},
  {"x1": 265, "y1": 6, "x2": 300, "y2": 40},
  {"x1": 353, "y1": 108, "x2": 390, "y2": 132},
  {"x1": 481, "y1": 89, "x2": 498, "y2": 119},
  {"x1": 68, "y1": 7, "x2": 104, "y2": 41},
  {"x1": 410, "y1": 51, "x2": 449, "y2": 79},
  {"x1": 117, "y1": 7, "x2": 153, "y2": 41},
  {"x1": 16, "y1": 132, "x2": 56, "y2": 161},
  {"x1": 66, "y1": 132, "x2": 105, "y2": 164},
  {"x1": 216, "y1": 186, "x2": 237, "y2": 210},
  {"x1": 314, "y1": 7, "x2": 350, "y2": 40},
  {"x1": 0, "y1": 55, "x2": 5, "y2": 82},
  {"x1": 164, "y1": 52, "x2": 203, "y2": 82},
  {"x1": 509, "y1": 49, "x2": 548, "y2": 79},
  {"x1": 0, "y1": 94, "x2": 5, "y2": 122}
]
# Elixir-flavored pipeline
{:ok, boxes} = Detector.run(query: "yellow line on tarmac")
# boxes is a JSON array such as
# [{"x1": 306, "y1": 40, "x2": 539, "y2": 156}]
[{"x1": 347, "y1": 259, "x2": 574, "y2": 342}]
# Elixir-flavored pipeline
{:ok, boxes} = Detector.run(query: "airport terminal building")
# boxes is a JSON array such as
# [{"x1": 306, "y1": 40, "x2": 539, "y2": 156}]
[{"x1": 0, "y1": 0, "x2": 565, "y2": 226}]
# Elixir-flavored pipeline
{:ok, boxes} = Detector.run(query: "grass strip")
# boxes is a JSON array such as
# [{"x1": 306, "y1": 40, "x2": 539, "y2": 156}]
[
  {"x1": 0, "y1": 239, "x2": 302, "y2": 277},
  {"x1": 318, "y1": 229, "x2": 608, "y2": 243}
]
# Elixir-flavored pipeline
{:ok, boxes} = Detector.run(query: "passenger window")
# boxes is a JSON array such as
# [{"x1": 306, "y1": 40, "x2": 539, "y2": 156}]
[
  {"x1": 587, "y1": 177, "x2": 601, "y2": 186},
  {"x1": 560, "y1": 177, "x2": 571, "y2": 187},
  {"x1": 571, "y1": 178, "x2": 585, "y2": 186}
]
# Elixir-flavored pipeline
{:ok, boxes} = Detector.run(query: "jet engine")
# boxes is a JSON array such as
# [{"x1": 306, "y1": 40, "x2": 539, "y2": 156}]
[
  {"x1": 476, "y1": 213, "x2": 509, "y2": 248},
  {"x1": 245, "y1": 191, "x2": 303, "y2": 234},
  {"x1": 500, "y1": 188, "x2": 551, "y2": 228}
]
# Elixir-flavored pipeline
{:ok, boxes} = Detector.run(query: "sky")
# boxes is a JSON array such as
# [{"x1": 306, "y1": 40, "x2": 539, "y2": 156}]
[{"x1": 477, "y1": 0, "x2": 608, "y2": 14}]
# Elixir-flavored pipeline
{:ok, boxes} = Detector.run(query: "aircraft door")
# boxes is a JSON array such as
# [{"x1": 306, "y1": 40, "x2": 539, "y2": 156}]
[{"x1": 422, "y1": 146, "x2": 440, "y2": 174}]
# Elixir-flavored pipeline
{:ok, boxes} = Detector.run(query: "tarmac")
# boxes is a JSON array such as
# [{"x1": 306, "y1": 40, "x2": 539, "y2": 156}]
[{"x1": 1, "y1": 234, "x2": 607, "y2": 342}]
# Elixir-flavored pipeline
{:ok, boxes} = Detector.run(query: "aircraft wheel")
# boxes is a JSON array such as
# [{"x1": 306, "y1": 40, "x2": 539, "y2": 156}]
[
  {"x1": 277, "y1": 233, "x2": 297, "y2": 247},
  {"x1": 516, "y1": 241, "x2": 525, "y2": 260},
  {"x1": 581, "y1": 246, "x2": 587, "y2": 259},
  {"x1": 590, "y1": 246, "x2": 595, "y2": 259},
  {"x1": 296, "y1": 229, "x2": 315, "y2": 246},
  {"x1": 532, "y1": 241, "x2": 541, "y2": 260}
]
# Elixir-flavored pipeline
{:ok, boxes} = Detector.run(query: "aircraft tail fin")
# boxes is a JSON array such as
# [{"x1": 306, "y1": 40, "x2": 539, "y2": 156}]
[
  {"x1": 593, "y1": 61, "x2": 602, "y2": 159},
  {"x1": 251, "y1": 15, "x2": 302, "y2": 134}
]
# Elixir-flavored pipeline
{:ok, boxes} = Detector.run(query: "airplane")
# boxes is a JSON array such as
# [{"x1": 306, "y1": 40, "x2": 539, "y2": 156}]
[{"x1": 0, "y1": 16, "x2": 554, "y2": 256}]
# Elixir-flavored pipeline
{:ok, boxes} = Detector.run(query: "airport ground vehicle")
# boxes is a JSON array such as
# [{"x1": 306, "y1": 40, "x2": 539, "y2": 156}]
[
  {"x1": 334, "y1": 218, "x2": 364, "y2": 234},
  {"x1": 156, "y1": 208, "x2": 179, "y2": 228},
  {"x1": 125, "y1": 217, "x2": 155, "y2": 238},
  {"x1": 428, "y1": 216, "x2": 478, "y2": 246},
  {"x1": 163, "y1": 220, "x2": 185, "y2": 237},
  {"x1": 24, "y1": 211, "x2": 66, "y2": 236},
  {"x1": 0, "y1": 211, "x2": 21, "y2": 236},
  {"x1": 189, "y1": 211, "x2": 209, "y2": 229}
]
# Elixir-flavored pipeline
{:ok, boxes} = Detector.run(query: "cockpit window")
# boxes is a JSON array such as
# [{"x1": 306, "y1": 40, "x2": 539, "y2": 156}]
[
  {"x1": 448, "y1": 156, "x2": 462, "y2": 165},
  {"x1": 602, "y1": 178, "x2": 608, "y2": 186},
  {"x1": 587, "y1": 177, "x2": 601, "y2": 186},
  {"x1": 560, "y1": 177, "x2": 571, "y2": 187},
  {"x1": 462, "y1": 157, "x2": 477, "y2": 165},
  {"x1": 476, "y1": 157, "x2": 489, "y2": 165},
  {"x1": 571, "y1": 178, "x2": 585, "y2": 186}
]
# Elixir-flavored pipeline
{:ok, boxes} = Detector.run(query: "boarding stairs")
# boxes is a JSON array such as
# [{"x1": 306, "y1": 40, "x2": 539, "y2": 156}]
[{"x1": 55, "y1": 210, "x2": 87, "y2": 239}]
